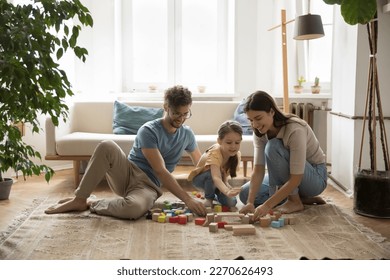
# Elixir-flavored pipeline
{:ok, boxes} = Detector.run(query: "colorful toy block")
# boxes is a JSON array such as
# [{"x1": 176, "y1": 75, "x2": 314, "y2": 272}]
[
  {"x1": 195, "y1": 217, "x2": 206, "y2": 226},
  {"x1": 271, "y1": 220, "x2": 281, "y2": 228},
  {"x1": 178, "y1": 214, "x2": 187, "y2": 225},
  {"x1": 214, "y1": 205, "x2": 222, "y2": 213}
]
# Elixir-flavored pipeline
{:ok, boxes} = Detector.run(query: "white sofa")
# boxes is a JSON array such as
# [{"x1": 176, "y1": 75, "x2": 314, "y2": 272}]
[{"x1": 45, "y1": 100, "x2": 254, "y2": 185}]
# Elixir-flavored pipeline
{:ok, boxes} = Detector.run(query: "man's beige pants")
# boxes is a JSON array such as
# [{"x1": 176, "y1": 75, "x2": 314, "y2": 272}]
[{"x1": 75, "y1": 140, "x2": 162, "y2": 219}]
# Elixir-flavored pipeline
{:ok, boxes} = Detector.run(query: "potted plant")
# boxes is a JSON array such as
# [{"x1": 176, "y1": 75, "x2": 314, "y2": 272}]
[
  {"x1": 323, "y1": 0, "x2": 390, "y2": 218},
  {"x1": 0, "y1": 0, "x2": 93, "y2": 199},
  {"x1": 293, "y1": 76, "x2": 306, "y2": 93},
  {"x1": 311, "y1": 77, "x2": 321, "y2": 94}
]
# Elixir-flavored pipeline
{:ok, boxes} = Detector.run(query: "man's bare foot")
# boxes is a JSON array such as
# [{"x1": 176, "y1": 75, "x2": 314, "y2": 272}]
[
  {"x1": 45, "y1": 197, "x2": 88, "y2": 214},
  {"x1": 57, "y1": 197, "x2": 73, "y2": 204},
  {"x1": 300, "y1": 196, "x2": 326, "y2": 205},
  {"x1": 274, "y1": 194, "x2": 304, "y2": 214}
]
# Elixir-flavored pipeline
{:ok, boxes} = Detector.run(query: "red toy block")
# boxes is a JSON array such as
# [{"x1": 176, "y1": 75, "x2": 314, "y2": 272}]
[
  {"x1": 194, "y1": 217, "x2": 206, "y2": 226},
  {"x1": 217, "y1": 221, "x2": 227, "y2": 228},
  {"x1": 222, "y1": 206, "x2": 230, "y2": 212},
  {"x1": 169, "y1": 216, "x2": 179, "y2": 223},
  {"x1": 178, "y1": 214, "x2": 187, "y2": 224}
]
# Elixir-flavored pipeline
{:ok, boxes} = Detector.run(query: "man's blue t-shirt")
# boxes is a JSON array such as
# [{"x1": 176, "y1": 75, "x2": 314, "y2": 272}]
[{"x1": 128, "y1": 118, "x2": 197, "y2": 186}]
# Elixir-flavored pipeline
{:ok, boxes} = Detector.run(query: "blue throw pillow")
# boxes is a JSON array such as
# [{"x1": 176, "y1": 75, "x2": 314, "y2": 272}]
[
  {"x1": 113, "y1": 101, "x2": 164, "y2": 134},
  {"x1": 233, "y1": 98, "x2": 253, "y2": 135}
]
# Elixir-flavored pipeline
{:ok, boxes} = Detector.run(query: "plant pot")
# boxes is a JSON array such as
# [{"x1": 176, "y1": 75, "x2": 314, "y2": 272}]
[
  {"x1": 0, "y1": 178, "x2": 13, "y2": 200},
  {"x1": 311, "y1": 86, "x2": 321, "y2": 94},
  {"x1": 353, "y1": 169, "x2": 390, "y2": 218},
  {"x1": 293, "y1": 85, "x2": 303, "y2": 94}
]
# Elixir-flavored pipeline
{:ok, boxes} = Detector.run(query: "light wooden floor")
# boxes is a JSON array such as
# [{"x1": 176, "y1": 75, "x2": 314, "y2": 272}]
[{"x1": 1, "y1": 166, "x2": 390, "y2": 241}]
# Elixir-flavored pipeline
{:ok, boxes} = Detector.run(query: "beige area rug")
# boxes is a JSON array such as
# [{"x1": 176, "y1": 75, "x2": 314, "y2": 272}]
[{"x1": 1, "y1": 193, "x2": 390, "y2": 260}]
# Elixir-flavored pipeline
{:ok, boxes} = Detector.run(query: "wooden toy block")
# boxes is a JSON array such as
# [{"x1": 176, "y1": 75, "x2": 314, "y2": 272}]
[
  {"x1": 152, "y1": 213, "x2": 160, "y2": 222},
  {"x1": 217, "y1": 221, "x2": 227, "y2": 228},
  {"x1": 178, "y1": 214, "x2": 187, "y2": 224},
  {"x1": 214, "y1": 215, "x2": 223, "y2": 222},
  {"x1": 221, "y1": 206, "x2": 230, "y2": 212},
  {"x1": 270, "y1": 215, "x2": 277, "y2": 221},
  {"x1": 214, "y1": 205, "x2": 222, "y2": 212},
  {"x1": 278, "y1": 217, "x2": 285, "y2": 227},
  {"x1": 241, "y1": 215, "x2": 250, "y2": 224},
  {"x1": 209, "y1": 222, "x2": 219, "y2": 233},
  {"x1": 273, "y1": 210, "x2": 282, "y2": 219},
  {"x1": 232, "y1": 225, "x2": 256, "y2": 236},
  {"x1": 247, "y1": 213, "x2": 255, "y2": 223},
  {"x1": 206, "y1": 207, "x2": 213, "y2": 213},
  {"x1": 224, "y1": 225, "x2": 234, "y2": 231},
  {"x1": 271, "y1": 220, "x2": 281, "y2": 228},
  {"x1": 194, "y1": 217, "x2": 206, "y2": 226},
  {"x1": 150, "y1": 208, "x2": 163, "y2": 213},
  {"x1": 287, "y1": 217, "x2": 296, "y2": 225},
  {"x1": 158, "y1": 215, "x2": 166, "y2": 223},
  {"x1": 186, "y1": 213, "x2": 194, "y2": 222},
  {"x1": 202, "y1": 213, "x2": 215, "y2": 227},
  {"x1": 215, "y1": 212, "x2": 245, "y2": 218},
  {"x1": 259, "y1": 216, "x2": 271, "y2": 227},
  {"x1": 169, "y1": 216, "x2": 179, "y2": 223}
]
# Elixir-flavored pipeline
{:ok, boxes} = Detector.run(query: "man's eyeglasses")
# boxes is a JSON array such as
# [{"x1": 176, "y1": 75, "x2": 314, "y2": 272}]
[{"x1": 169, "y1": 109, "x2": 192, "y2": 119}]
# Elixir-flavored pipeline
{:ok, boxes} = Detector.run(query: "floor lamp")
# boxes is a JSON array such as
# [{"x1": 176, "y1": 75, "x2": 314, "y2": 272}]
[{"x1": 268, "y1": 8, "x2": 324, "y2": 113}]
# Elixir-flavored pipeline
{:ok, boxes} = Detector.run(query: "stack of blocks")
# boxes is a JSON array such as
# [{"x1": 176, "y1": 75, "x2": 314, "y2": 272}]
[
  {"x1": 150, "y1": 200, "x2": 193, "y2": 225},
  {"x1": 149, "y1": 196, "x2": 297, "y2": 236}
]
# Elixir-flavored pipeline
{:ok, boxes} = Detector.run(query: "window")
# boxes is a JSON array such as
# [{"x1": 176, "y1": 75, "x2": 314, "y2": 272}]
[
  {"x1": 297, "y1": 0, "x2": 333, "y2": 91},
  {"x1": 123, "y1": 0, "x2": 234, "y2": 94}
]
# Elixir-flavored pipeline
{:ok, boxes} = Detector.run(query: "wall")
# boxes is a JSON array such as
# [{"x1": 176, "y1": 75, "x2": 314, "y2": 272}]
[{"x1": 330, "y1": 0, "x2": 390, "y2": 192}]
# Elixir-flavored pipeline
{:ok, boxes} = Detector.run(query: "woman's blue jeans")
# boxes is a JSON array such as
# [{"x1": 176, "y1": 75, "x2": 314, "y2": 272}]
[
  {"x1": 239, "y1": 138, "x2": 327, "y2": 207},
  {"x1": 192, "y1": 170, "x2": 237, "y2": 207}
]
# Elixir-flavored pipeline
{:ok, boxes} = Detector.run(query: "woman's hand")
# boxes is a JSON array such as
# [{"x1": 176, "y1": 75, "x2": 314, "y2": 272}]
[
  {"x1": 225, "y1": 187, "x2": 241, "y2": 197},
  {"x1": 239, "y1": 202, "x2": 255, "y2": 215},
  {"x1": 253, "y1": 203, "x2": 271, "y2": 221}
]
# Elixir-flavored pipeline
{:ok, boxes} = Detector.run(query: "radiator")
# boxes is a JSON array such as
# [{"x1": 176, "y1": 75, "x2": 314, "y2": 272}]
[{"x1": 289, "y1": 102, "x2": 314, "y2": 128}]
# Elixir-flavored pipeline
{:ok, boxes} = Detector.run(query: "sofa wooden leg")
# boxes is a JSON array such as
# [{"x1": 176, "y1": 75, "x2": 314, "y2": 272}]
[
  {"x1": 73, "y1": 160, "x2": 80, "y2": 187},
  {"x1": 243, "y1": 161, "x2": 248, "y2": 177}
]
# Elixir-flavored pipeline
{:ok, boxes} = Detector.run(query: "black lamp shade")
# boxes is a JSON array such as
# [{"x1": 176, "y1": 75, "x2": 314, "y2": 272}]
[{"x1": 294, "y1": 14, "x2": 324, "y2": 40}]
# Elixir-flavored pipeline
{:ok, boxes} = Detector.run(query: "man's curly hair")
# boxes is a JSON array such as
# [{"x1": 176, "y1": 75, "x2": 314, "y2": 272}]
[{"x1": 164, "y1": 85, "x2": 192, "y2": 108}]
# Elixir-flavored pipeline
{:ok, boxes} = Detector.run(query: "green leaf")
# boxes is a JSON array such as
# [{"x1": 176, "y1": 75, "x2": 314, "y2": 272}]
[
  {"x1": 56, "y1": 48, "x2": 64, "y2": 60},
  {"x1": 341, "y1": 0, "x2": 377, "y2": 25},
  {"x1": 323, "y1": 0, "x2": 342, "y2": 4}
]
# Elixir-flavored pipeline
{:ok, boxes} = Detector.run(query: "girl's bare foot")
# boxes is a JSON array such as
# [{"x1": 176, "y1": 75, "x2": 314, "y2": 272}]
[
  {"x1": 45, "y1": 197, "x2": 88, "y2": 214},
  {"x1": 274, "y1": 194, "x2": 304, "y2": 214},
  {"x1": 300, "y1": 196, "x2": 326, "y2": 205}
]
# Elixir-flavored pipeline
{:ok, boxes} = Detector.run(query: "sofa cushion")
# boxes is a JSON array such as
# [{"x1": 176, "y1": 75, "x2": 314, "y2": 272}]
[
  {"x1": 233, "y1": 98, "x2": 253, "y2": 135},
  {"x1": 112, "y1": 101, "x2": 164, "y2": 134}
]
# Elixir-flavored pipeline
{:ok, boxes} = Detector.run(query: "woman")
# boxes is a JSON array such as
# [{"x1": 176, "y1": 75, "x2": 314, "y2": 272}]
[
  {"x1": 188, "y1": 120, "x2": 243, "y2": 208},
  {"x1": 239, "y1": 91, "x2": 327, "y2": 220}
]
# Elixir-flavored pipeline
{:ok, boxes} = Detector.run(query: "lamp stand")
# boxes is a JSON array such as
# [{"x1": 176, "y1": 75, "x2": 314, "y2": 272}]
[{"x1": 269, "y1": 9, "x2": 294, "y2": 113}]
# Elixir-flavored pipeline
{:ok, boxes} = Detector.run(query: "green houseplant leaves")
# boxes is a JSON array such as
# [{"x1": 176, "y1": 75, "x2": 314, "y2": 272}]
[
  {"x1": 323, "y1": 0, "x2": 377, "y2": 25},
  {"x1": 0, "y1": 0, "x2": 93, "y2": 182}
]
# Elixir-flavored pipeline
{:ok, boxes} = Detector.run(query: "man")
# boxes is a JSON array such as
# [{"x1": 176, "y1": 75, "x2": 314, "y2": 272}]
[{"x1": 45, "y1": 85, "x2": 207, "y2": 218}]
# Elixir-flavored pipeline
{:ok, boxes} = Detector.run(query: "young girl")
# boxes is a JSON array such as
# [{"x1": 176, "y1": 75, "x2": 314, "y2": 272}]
[
  {"x1": 188, "y1": 120, "x2": 243, "y2": 207},
  {"x1": 239, "y1": 91, "x2": 327, "y2": 220}
]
